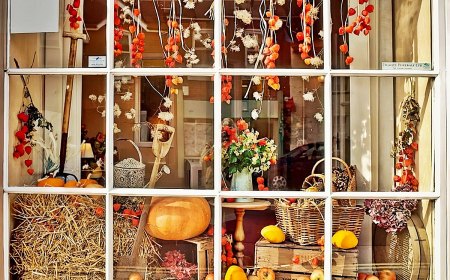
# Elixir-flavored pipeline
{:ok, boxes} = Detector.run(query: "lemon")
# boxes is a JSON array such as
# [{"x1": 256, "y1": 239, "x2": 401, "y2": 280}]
[
  {"x1": 332, "y1": 230, "x2": 358, "y2": 249},
  {"x1": 225, "y1": 265, "x2": 247, "y2": 280},
  {"x1": 261, "y1": 225, "x2": 285, "y2": 243}
]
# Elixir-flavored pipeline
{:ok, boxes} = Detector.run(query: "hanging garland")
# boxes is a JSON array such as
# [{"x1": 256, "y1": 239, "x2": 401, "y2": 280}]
[
  {"x1": 365, "y1": 80, "x2": 420, "y2": 232},
  {"x1": 338, "y1": 0, "x2": 374, "y2": 65}
]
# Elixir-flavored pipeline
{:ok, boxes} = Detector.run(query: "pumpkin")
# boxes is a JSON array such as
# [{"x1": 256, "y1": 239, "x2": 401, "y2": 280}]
[
  {"x1": 261, "y1": 225, "x2": 285, "y2": 243},
  {"x1": 37, "y1": 178, "x2": 64, "y2": 187},
  {"x1": 64, "y1": 180, "x2": 79, "y2": 188},
  {"x1": 145, "y1": 197, "x2": 211, "y2": 240},
  {"x1": 204, "y1": 273, "x2": 214, "y2": 280},
  {"x1": 79, "y1": 178, "x2": 98, "y2": 187},
  {"x1": 128, "y1": 272, "x2": 143, "y2": 280},
  {"x1": 256, "y1": 268, "x2": 275, "y2": 280},
  {"x1": 84, "y1": 183, "x2": 104, "y2": 200},
  {"x1": 225, "y1": 265, "x2": 247, "y2": 280}
]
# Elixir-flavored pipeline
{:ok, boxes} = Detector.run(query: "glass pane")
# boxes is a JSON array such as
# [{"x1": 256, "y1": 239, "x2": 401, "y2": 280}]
[
  {"x1": 221, "y1": 75, "x2": 325, "y2": 191},
  {"x1": 113, "y1": 75, "x2": 214, "y2": 189},
  {"x1": 113, "y1": 0, "x2": 214, "y2": 68},
  {"x1": 223, "y1": 1, "x2": 324, "y2": 68},
  {"x1": 332, "y1": 76, "x2": 433, "y2": 192},
  {"x1": 10, "y1": 0, "x2": 106, "y2": 68},
  {"x1": 222, "y1": 198, "x2": 325, "y2": 277},
  {"x1": 10, "y1": 194, "x2": 106, "y2": 278},
  {"x1": 113, "y1": 196, "x2": 214, "y2": 279},
  {"x1": 8, "y1": 74, "x2": 107, "y2": 187},
  {"x1": 331, "y1": 0, "x2": 432, "y2": 70},
  {"x1": 332, "y1": 199, "x2": 434, "y2": 280}
]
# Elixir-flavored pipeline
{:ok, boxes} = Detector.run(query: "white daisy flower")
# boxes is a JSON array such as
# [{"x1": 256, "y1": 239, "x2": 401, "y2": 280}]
[
  {"x1": 235, "y1": 0, "x2": 245, "y2": 4},
  {"x1": 163, "y1": 97, "x2": 173, "y2": 108},
  {"x1": 253, "y1": 91, "x2": 263, "y2": 101},
  {"x1": 132, "y1": 123, "x2": 141, "y2": 131},
  {"x1": 251, "y1": 109, "x2": 260, "y2": 120},
  {"x1": 310, "y1": 56, "x2": 324, "y2": 68},
  {"x1": 89, "y1": 94, "x2": 97, "y2": 101},
  {"x1": 158, "y1": 111, "x2": 174, "y2": 121},
  {"x1": 314, "y1": 112, "x2": 324, "y2": 122},
  {"x1": 234, "y1": 10, "x2": 252, "y2": 25},
  {"x1": 113, "y1": 103, "x2": 122, "y2": 117},
  {"x1": 113, "y1": 123, "x2": 121, "y2": 133},
  {"x1": 121, "y1": 91, "x2": 133, "y2": 101},
  {"x1": 303, "y1": 91, "x2": 315, "y2": 102},
  {"x1": 230, "y1": 44, "x2": 240, "y2": 52},
  {"x1": 251, "y1": 76, "x2": 261, "y2": 85}
]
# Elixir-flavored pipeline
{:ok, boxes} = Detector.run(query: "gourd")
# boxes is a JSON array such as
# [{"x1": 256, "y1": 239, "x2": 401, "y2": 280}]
[
  {"x1": 256, "y1": 267, "x2": 275, "y2": 280},
  {"x1": 79, "y1": 178, "x2": 98, "y2": 187},
  {"x1": 261, "y1": 225, "x2": 285, "y2": 243},
  {"x1": 64, "y1": 180, "x2": 79, "y2": 187},
  {"x1": 145, "y1": 197, "x2": 211, "y2": 240},
  {"x1": 332, "y1": 230, "x2": 358, "y2": 249},
  {"x1": 128, "y1": 272, "x2": 143, "y2": 280},
  {"x1": 225, "y1": 265, "x2": 247, "y2": 280},
  {"x1": 37, "y1": 178, "x2": 65, "y2": 187}
]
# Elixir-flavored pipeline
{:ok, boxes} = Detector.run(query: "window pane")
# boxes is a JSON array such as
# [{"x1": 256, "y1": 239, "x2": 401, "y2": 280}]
[
  {"x1": 331, "y1": 0, "x2": 432, "y2": 70},
  {"x1": 333, "y1": 199, "x2": 434, "y2": 280},
  {"x1": 332, "y1": 76, "x2": 433, "y2": 192},
  {"x1": 222, "y1": 75, "x2": 324, "y2": 191},
  {"x1": 10, "y1": 194, "x2": 106, "y2": 278},
  {"x1": 10, "y1": 0, "x2": 106, "y2": 68},
  {"x1": 8, "y1": 74, "x2": 107, "y2": 187},
  {"x1": 225, "y1": 198, "x2": 325, "y2": 276},
  {"x1": 113, "y1": 75, "x2": 214, "y2": 189},
  {"x1": 113, "y1": 196, "x2": 214, "y2": 279},
  {"x1": 113, "y1": 0, "x2": 214, "y2": 68},
  {"x1": 223, "y1": 1, "x2": 324, "y2": 69}
]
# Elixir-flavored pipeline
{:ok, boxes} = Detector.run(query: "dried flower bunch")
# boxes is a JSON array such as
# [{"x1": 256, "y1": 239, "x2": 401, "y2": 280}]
[
  {"x1": 161, "y1": 250, "x2": 198, "y2": 280},
  {"x1": 13, "y1": 74, "x2": 57, "y2": 176},
  {"x1": 296, "y1": 1, "x2": 323, "y2": 67},
  {"x1": 365, "y1": 81, "x2": 420, "y2": 232},
  {"x1": 222, "y1": 119, "x2": 277, "y2": 175},
  {"x1": 67, "y1": 0, "x2": 83, "y2": 30}
]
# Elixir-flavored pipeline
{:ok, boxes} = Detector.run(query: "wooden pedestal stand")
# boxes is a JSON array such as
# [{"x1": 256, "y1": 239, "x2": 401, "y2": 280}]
[{"x1": 222, "y1": 200, "x2": 271, "y2": 267}]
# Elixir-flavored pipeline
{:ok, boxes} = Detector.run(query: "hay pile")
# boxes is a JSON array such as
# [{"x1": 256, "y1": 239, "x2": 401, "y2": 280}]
[
  {"x1": 10, "y1": 194, "x2": 106, "y2": 279},
  {"x1": 10, "y1": 194, "x2": 160, "y2": 279}
]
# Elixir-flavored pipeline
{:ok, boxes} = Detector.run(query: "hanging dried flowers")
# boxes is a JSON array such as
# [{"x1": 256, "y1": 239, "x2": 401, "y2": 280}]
[
  {"x1": 234, "y1": 10, "x2": 253, "y2": 25},
  {"x1": 67, "y1": 0, "x2": 82, "y2": 30},
  {"x1": 296, "y1": 1, "x2": 323, "y2": 66},
  {"x1": 338, "y1": 0, "x2": 374, "y2": 65},
  {"x1": 161, "y1": 250, "x2": 198, "y2": 280},
  {"x1": 365, "y1": 79, "x2": 419, "y2": 232}
]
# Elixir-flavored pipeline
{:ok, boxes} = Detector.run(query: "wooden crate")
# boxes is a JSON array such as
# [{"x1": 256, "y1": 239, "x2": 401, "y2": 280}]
[
  {"x1": 254, "y1": 240, "x2": 358, "y2": 278},
  {"x1": 159, "y1": 236, "x2": 214, "y2": 280}
]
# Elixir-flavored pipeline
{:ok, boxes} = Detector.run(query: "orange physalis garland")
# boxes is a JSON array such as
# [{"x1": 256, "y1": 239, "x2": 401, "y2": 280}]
[
  {"x1": 67, "y1": 0, "x2": 82, "y2": 30},
  {"x1": 338, "y1": 0, "x2": 374, "y2": 65}
]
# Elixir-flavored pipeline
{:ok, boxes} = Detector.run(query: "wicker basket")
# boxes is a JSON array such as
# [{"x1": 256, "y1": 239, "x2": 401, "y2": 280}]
[
  {"x1": 274, "y1": 200, "x2": 365, "y2": 245},
  {"x1": 114, "y1": 139, "x2": 145, "y2": 188},
  {"x1": 312, "y1": 157, "x2": 357, "y2": 206}
]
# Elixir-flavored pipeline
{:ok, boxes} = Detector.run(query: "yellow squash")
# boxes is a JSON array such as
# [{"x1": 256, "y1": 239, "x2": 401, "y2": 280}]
[
  {"x1": 261, "y1": 225, "x2": 285, "y2": 243},
  {"x1": 332, "y1": 230, "x2": 358, "y2": 249}
]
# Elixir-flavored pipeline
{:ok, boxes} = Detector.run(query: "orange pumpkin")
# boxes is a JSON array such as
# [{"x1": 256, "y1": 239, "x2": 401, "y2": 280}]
[
  {"x1": 64, "y1": 180, "x2": 79, "y2": 188},
  {"x1": 37, "y1": 178, "x2": 65, "y2": 187},
  {"x1": 145, "y1": 197, "x2": 211, "y2": 240},
  {"x1": 204, "y1": 273, "x2": 214, "y2": 280},
  {"x1": 79, "y1": 179, "x2": 98, "y2": 187},
  {"x1": 84, "y1": 183, "x2": 104, "y2": 200}
]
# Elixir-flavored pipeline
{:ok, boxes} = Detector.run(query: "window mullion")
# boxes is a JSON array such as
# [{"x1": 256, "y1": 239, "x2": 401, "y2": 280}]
[
  {"x1": 323, "y1": 72, "x2": 333, "y2": 280},
  {"x1": 3, "y1": 72, "x2": 9, "y2": 189},
  {"x1": 3, "y1": 194, "x2": 10, "y2": 280}
]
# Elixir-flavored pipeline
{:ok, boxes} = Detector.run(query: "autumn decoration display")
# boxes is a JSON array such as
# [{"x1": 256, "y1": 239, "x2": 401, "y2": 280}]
[{"x1": 365, "y1": 80, "x2": 420, "y2": 232}]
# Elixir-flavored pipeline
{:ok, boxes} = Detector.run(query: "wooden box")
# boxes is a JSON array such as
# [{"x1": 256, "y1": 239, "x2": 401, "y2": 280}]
[
  {"x1": 254, "y1": 240, "x2": 358, "y2": 278},
  {"x1": 158, "y1": 236, "x2": 214, "y2": 280}
]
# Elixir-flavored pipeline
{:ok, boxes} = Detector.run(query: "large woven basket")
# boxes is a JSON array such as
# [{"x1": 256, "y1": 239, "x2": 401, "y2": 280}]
[
  {"x1": 274, "y1": 200, "x2": 364, "y2": 245},
  {"x1": 114, "y1": 139, "x2": 145, "y2": 188}
]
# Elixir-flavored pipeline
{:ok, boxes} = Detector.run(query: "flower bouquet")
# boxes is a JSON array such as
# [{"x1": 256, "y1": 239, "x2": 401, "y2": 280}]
[{"x1": 222, "y1": 119, "x2": 277, "y2": 202}]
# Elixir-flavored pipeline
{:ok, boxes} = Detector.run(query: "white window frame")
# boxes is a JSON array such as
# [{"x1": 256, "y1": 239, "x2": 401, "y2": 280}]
[{"x1": 2, "y1": 0, "x2": 448, "y2": 279}]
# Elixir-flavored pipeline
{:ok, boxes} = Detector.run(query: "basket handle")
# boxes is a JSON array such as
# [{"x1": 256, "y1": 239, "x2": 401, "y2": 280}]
[
  {"x1": 311, "y1": 157, "x2": 351, "y2": 178},
  {"x1": 115, "y1": 138, "x2": 143, "y2": 163},
  {"x1": 301, "y1": 174, "x2": 325, "y2": 190}
]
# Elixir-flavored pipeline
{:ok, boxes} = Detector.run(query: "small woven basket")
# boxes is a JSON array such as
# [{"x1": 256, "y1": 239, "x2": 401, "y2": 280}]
[
  {"x1": 114, "y1": 139, "x2": 145, "y2": 188},
  {"x1": 312, "y1": 157, "x2": 357, "y2": 206},
  {"x1": 275, "y1": 201, "x2": 365, "y2": 245}
]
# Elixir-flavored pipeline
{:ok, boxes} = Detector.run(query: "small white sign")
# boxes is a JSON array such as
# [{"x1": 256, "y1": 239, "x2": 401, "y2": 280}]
[
  {"x1": 88, "y1": 56, "x2": 107, "y2": 68},
  {"x1": 382, "y1": 62, "x2": 431, "y2": 70}
]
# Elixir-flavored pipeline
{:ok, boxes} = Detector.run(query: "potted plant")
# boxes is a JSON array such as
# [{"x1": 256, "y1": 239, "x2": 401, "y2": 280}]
[{"x1": 222, "y1": 119, "x2": 277, "y2": 202}]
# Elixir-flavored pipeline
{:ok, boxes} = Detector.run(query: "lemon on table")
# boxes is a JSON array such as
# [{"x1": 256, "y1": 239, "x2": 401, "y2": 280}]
[
  {"x1": 224, "y1": 265, "x2": 247, "y2": 280},
  {"x1": 332, "y1": 230, "x2": 358, "y2": 249},
  {"x1": 261, "y1": 225, "x2": 285, "y2": 243}
]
